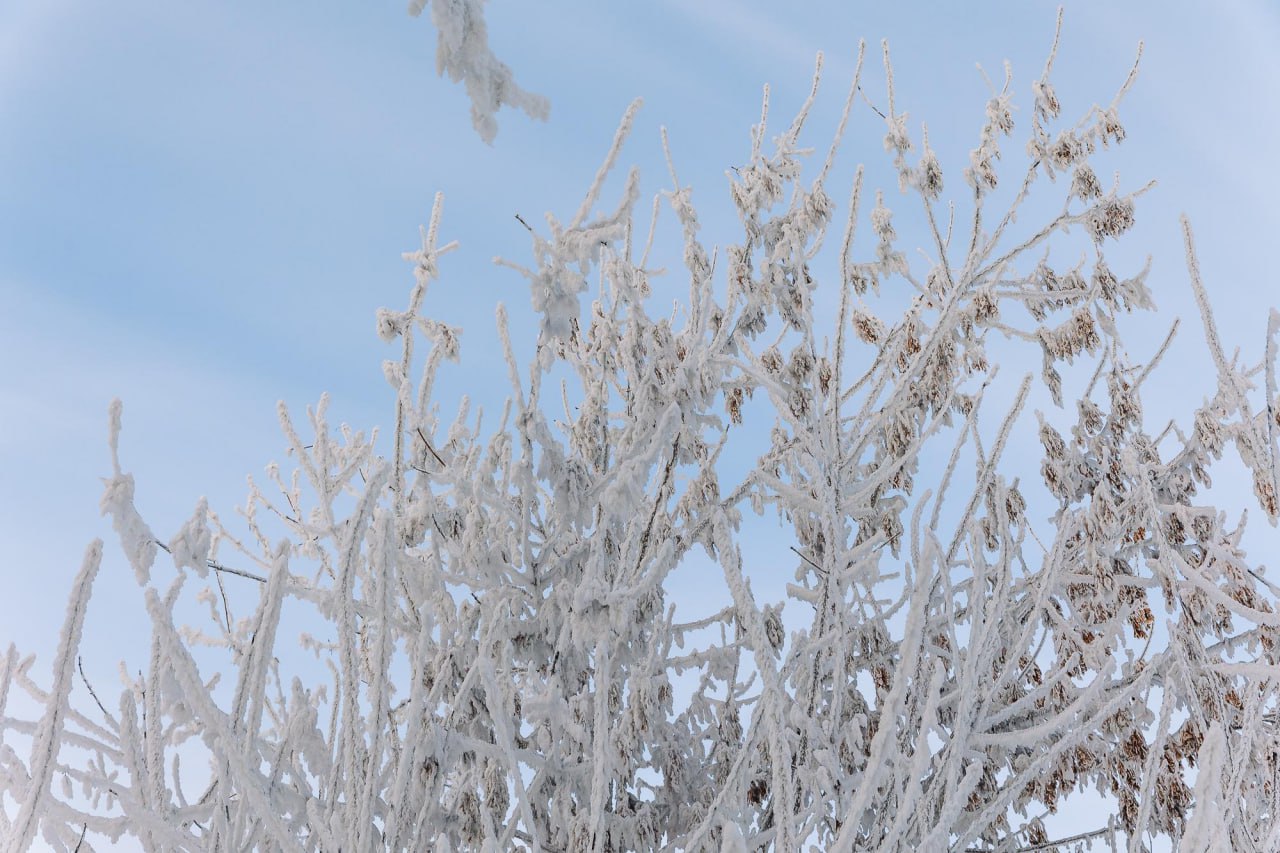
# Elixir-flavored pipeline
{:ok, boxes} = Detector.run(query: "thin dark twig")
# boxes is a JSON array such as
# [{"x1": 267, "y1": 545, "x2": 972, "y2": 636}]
[
  {"x1": 74, "y1": 824, "x2": 88, "y2": 852},
  {"x1": 416, "y1": 428, "x2": 446, "y2": 467},
  {"x1": 214, "y1": 564, "x2": 234, "y2": 632},
  {"x1": 77, "y1": 656, "x2": 109, "y2": 719},
  {"x1": 634, "y1": 438, "x2": 680, "y2": 579},
  {"x1": 857, "y1": 84, "x2": 887, "y2": 119},
  {"x1": 789, "y1": 545, "x2": 825, "y2": 575},
  {"x1": 154, "y1": 540, "x2": 267, "y2": 583}
]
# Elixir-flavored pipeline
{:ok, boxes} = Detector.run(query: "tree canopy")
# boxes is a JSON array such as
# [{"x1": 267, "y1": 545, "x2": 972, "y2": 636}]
[{"x1": 3, "y1": 7, "x2": 1279, "y2": 852}]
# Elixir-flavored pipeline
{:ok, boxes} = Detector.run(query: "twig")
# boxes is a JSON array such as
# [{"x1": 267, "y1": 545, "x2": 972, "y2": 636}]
[
  {"x1": 154, "y1": 540, "x2": 267, "y2": 583},
  {"x1": 857, "y1": 84, "x2": 887, "y2": 120},
  {"x1": 633, "y1": 438, "x2": 680, "y2": 581},
  {"x1": 789, "y1": 545, "x2": 825, "y2": 575},
  {"x1": 76, "y1": 656, "x2": 109, "y2": 720},
  {"x1": 965, "y1": 825, "x2": 1109, "y2": 852},
  {"x1": 416, "y1": 428, "x2": 447, "y2": 467},
  {"x1": 207, "y1": 561, "x2": 267, "y2": 583},
  {"x1": 214, "y1": 562, "x2": 234, "y2": 631}
]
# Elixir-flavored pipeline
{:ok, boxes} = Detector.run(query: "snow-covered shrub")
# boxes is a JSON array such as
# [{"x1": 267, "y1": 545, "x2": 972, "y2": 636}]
[{"x1": 4, "y1": 12, "x2": 1280, "y2": 852}]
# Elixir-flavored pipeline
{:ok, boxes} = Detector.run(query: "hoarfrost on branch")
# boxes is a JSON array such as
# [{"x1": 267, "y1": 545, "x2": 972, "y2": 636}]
[{"x1": 5, "y1": 11, "x2": 1280, "y2": 853}]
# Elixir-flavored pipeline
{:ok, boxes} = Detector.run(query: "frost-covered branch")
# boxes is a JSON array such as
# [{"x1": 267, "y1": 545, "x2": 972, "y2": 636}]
[
  {"x1": 5, "y1": 12, "x2": 1280, "y2": 853},
  {"x1": 408, "y1": 0, "x2": 549, "y2": 143}
]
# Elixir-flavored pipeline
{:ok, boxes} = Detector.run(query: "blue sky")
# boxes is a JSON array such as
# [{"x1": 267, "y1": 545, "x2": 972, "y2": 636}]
[{"x1": 3, "y1": 1, "x2": 1280, "y2": 786}]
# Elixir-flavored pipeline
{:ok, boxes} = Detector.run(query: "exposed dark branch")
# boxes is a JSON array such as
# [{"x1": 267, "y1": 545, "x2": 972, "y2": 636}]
[
  {"x1": 789, "y1": 545, "x2": 825, "y2": 575},
  {"x1": 416, "y1": 428, "x2": 447, "y2": 467},
  {"x1": 634, "y1": 438, "x2": 680, "y2": 578},
  {"x1": 76, "y1": 656, "x2": 108, "y2": 720},
  {"x1": 857, "y1": 84, "x2": 887, "y2": 119}
]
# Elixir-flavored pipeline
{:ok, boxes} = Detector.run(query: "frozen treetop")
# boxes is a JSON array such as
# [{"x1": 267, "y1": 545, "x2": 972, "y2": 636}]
[{"x1": 4, "y1": 10, "x2": 1280, "y2": 853}]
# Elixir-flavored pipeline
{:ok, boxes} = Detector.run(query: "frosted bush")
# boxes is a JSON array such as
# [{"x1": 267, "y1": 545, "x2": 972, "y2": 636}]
[{"x1": 4, "y1": 11, "x2": 1280, "y2": 852}]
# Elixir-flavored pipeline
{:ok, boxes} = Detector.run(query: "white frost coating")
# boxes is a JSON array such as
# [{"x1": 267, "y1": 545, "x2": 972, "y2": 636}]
[
  {"x1": 144, "y1": 586, "x2": 305, "y2": 853},
  {"x1": 497, "y1": 99, "x2": 642, "y2": 359},
  {"x1": 410, "y1": 0, "x2": 549, "y2": 143},
  {"x1": 1266, "y1": 307, "x2": 1280, "y2": 522},
  {"x1": 6, "y1": 14, "x2": 1280, "y2": 853},
  {"x1": 1181, "y1": 723, "x2": 1233, "y2": 853},
  {"x1": 100, "y1": 399, "x2": 157, "y2": 585},
  {"x1": 4, "y1": 540, "x2": 100, "y2": 853},
  {"x1": 167, "y1": 497, "x2": 211, "y2": 577},
  {"x1": 98, "y1": 470, "x2": 156, "y2": 585},
  {"x1": 720, "y1": 817, "x2": 747, "y2": 853}
]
